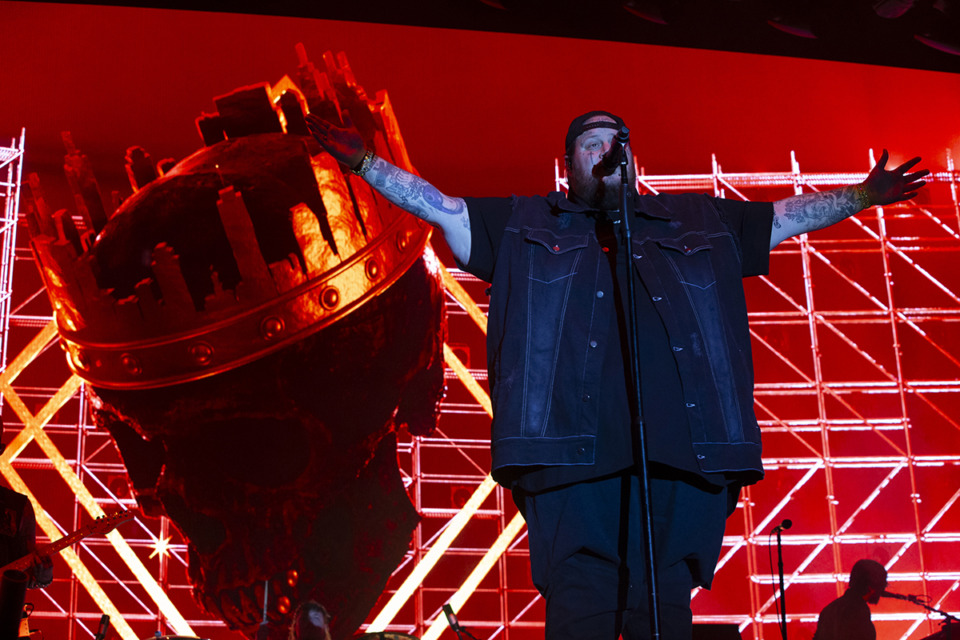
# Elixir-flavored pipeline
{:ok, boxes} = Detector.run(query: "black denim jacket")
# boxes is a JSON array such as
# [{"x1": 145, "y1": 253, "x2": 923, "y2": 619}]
[{"x1": 466, "y1": 191, "x2": 771, "y2": 487}]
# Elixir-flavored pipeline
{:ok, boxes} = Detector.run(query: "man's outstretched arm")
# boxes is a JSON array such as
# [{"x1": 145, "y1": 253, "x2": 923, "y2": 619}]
[
  {"x1": 769, "y1": 149, "x2": 929, "y2": 249},
  {"x1": 306, "y1": 112, "x2": 472, "y2": 265}
]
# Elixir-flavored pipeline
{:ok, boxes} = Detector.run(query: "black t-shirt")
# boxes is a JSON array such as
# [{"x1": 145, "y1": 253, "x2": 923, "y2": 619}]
[
  {"x1": 462, "y1": 194, "x2": 773, "y2": 492},
  {"x1": 0, "y1": 485, "x2": 33, "y2": 566},
  {"x1": 814, "y1": 591, "x2": 876, "y2": 640}
]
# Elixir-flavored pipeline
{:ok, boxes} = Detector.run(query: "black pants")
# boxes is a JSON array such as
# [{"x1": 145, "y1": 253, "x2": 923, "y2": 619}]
[{"x1": 515, "y1": 468, "x2": 729, "y2": 640}]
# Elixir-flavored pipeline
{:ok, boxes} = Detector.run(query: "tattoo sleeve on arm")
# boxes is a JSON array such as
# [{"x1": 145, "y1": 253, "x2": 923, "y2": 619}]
[
  {"x1": 774, "y1": 186, "x2": 862, "y2": 234},
  {"x1": 371, "y1": 159, "x2": 465, "y2": 224}
]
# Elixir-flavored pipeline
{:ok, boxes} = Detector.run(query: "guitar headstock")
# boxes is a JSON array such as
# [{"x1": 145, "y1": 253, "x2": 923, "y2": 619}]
[
  {"x1": 44, "y1": 508, "x2": 140, "y2": 556},
  {"x1": 85, "y1": 508, "x2": 138, "y2": 537}
]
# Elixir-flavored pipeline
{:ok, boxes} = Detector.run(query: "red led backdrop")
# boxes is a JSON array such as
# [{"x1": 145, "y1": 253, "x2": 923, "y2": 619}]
[{"x1": 2, "y1": 1, "x2": 960, "y2": 638}]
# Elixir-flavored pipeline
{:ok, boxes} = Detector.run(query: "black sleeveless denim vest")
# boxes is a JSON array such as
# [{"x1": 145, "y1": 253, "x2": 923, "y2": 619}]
[{"x1": 485, "y1": 191, "x2": 764, "y2": 487}]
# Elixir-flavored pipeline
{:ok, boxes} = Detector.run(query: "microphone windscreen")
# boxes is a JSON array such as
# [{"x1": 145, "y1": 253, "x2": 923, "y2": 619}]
[{"x1": 442, "y1": 603, "x2": 460, "y2": 629}]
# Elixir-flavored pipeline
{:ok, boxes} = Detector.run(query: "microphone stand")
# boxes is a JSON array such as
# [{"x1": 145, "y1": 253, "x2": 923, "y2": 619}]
[
  {"x1": 442, "y1": 604, "x2": 481, "y2": 640},
  {"x1": 453, "y1": 625, "x2": 481, "y2": 640},
  {"x1": 776, "y1": 528, "x2": 787, "y2": 640},
  {"x1": 898, "y1": 596, "x2": 960, "y2": 639},
  {"x1": 0, "y1": 570, "x2": 27, "y2": 640},
  {"x1": 614, "y1": 126, "x2": 662, "y2": 640}
]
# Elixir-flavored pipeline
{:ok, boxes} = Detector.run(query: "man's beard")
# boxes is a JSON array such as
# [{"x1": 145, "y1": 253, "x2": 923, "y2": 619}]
[{"x1": 570, "y1": 167, "x2": 625, "y2": 211}]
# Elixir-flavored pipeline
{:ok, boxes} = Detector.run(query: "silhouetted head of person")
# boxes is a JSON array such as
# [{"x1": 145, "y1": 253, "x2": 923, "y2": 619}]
[{"x1": 849, "y1": 559, "x2": 887, "y2": 604}]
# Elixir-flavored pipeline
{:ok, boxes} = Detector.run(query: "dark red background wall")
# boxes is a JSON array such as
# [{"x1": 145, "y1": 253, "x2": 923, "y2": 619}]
[{"x1": 5, "y1": 0, "x2": 960, "y2": 207}]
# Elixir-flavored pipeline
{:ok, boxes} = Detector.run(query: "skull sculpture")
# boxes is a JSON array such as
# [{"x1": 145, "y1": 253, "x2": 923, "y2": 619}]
[{"x1": 28, "y1": 47, "x2": 446, "y2": 639}]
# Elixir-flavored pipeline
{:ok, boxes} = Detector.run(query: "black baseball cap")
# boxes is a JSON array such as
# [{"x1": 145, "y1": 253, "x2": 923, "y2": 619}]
[{"x1": 565, "y1": 110, "x2": 626, "y2": 153}]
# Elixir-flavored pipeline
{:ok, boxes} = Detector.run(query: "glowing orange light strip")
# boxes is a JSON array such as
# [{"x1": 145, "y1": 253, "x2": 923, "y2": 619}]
[
  {"x1": 3, "y1": 319, "x2": 58, "y2": 383},
  {"x1": 369, "y1": 265, "x2": 528, "y2": 632},
  {"x1": 420, "y1": 512, "x2": 526, "y2": 640},
  {"x1": 0, "y1": 461, "x2": 138, "y2": 640},
  {"x1": 367, "y1": 471, "x2": 500, "y2": 632},
  {"x1": 442, "y1": 343, "x2": 491, "y2": 416},
  {"x1": 366, "y1": 344, "x2": 497, "y2": 632},
  {"x1": 439, "y1": 267, "x2": 487, "y2": 333},
  {"x1": 0, "y1": 366, "x2": 141, "y2": 639},
  {"x1": 0, "y1": 321, "x2": 195, "y2": 638}
]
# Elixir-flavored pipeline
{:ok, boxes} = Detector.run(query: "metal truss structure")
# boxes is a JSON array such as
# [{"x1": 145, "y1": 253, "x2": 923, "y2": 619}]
[
  {"x1": 0, "y1": 129, "x2": 24, "y2": 389},
  {"x1": 1, "y1": 134, "x2": 958, "y2": 640}
]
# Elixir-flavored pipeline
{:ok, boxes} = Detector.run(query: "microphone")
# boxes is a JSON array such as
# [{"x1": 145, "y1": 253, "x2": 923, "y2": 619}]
[
  {"x1": 597, "y1": 126, "x2": 631, "y2": 175},
  {"x1": 94, "y1": 614, "x2": 110, "y2": 640},
  {"x1": 772, "y1": 519, "x2": 793, "y2": 534},
  {"x1": 442, "y1": 603, "x2": 461, "y2": 632},
  {"x1": 882, "y1": 590, "x2": 929, "y2": 604}
]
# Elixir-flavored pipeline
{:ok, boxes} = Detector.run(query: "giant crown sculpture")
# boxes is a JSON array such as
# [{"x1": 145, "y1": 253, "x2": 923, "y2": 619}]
[{"x1": 28, "y1": 44, "x2": 431, "y2": 390}]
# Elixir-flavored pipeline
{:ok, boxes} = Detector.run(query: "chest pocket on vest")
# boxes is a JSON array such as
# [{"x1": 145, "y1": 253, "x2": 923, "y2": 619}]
[
  {"x1": 653, "y1": 232, "x2": 717, "y2": 290},
  {"x1": 523, "y1": 228, "x2": 589, "y2": 284}
]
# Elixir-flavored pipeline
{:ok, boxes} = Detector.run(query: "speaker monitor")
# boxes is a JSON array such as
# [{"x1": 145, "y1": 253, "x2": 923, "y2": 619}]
[{"x1": 692, "y1": 623, "x2": 742, "y2": 640}]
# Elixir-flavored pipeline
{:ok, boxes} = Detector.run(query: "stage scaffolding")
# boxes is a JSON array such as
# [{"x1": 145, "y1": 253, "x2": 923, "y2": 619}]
[
  {"x1": 0, "y1": 130, "x2": 24, "y2": 384},
  {"x1": 1, "y1": 142, "x2": 959, "y2": 640}
]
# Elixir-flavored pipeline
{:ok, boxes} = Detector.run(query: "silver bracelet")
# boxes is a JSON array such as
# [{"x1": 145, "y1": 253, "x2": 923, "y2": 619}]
[{"x1": 352, "y1": 150, "x2": 376, "y2": 177}]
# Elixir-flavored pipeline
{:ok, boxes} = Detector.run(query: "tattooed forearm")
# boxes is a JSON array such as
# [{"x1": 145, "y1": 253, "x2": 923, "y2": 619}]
[
  {"x1": 370, "y1": 159, "x2": 465, "y2": 223},
  {"x1": 356, "y1": 154, "x2": 472, "y2": 263},
  {"x1": 773, "y1": 186, "x2": 863, "y2": 233}
]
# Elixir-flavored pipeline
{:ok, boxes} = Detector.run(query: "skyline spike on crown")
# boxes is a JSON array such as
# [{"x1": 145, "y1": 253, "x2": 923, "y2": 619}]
[{"x1": 27, "y1": 44, "x2": 435, "y2": 391}]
